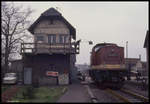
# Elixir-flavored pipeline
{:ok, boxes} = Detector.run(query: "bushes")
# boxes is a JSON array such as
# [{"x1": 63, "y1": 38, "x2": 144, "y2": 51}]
[
  {"x1": 22, "y1": 86, "x2": 35, "y2": 99},
  {"x1": 2, "y1": 85, "x2": 10, "y2": 93},
  {"x1": 12, "y1": 86, "x2": 67, "y2": 102}
]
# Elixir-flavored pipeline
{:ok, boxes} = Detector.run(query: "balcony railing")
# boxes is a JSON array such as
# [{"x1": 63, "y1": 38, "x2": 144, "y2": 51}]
[{"x1": 20, "y1": 42, "x2": 80, "y2": 54}]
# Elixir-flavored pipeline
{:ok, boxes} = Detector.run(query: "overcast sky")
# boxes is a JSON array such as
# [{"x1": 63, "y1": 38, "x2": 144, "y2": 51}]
[{"x1": 11, "y1": 2, "x2": 148, "y2": 64}]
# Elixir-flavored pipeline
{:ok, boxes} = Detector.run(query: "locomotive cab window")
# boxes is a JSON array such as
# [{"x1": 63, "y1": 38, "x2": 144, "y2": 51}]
[
  {"x1": 94, "y1": 46, "x2": 104, "y2": 52},
  {"x1": 108, "y1": 50, "x2": 118, "y2": 56}
]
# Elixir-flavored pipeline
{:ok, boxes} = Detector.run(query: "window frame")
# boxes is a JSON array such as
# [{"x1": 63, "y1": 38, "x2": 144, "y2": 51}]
[
  {"x1": 48, "y1": 34, "x2": 56, "y2": 44},
  {"x1": 59, "y1": 34, "x2": 69, "y2": 44},
  {"x1": 36, "y1": 35, "x2": 44, "y2": 42}
]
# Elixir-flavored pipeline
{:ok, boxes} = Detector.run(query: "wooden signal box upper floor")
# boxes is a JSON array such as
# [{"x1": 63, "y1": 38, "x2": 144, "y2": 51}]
[{"x1": 21, "y1": 8, "x2": 80, "y2": 54}]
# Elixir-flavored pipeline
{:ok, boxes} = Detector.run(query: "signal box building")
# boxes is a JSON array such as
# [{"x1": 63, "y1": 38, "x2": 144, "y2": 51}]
[
  {"x1": 144, "y1": 30, "x2": 149, "y2": 73},
  {"x1": 20, "y1": 8, "x2": 80, "y2": 86},
  {"x1": 144, "y1": 30, "x2": 149, "y2": 84}
]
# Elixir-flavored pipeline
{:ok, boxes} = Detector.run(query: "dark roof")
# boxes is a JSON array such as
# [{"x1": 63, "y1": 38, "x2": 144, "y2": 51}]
[
  {"x1": 144, "y1": 30, "x2": 149, "y2": 48},
  {"x1": 94, "y1": 43, "x2": 117, "y2": 48},
  {"x1": 92, "y1": 43, "x2": 118, "y2": 52},
  {"x1": 41, "y1": 8, "x2": 61, "y2": 16},
  {"x1": 28, "y1": 7, "x2": 76, "y2": 40},
  {"x1": 93, "y1": 43, "x2": 117, "y2": 49}
]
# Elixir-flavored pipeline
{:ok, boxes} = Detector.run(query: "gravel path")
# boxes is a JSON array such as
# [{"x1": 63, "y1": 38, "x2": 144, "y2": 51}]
[{"x1": 57, "y1": 83, "x2": 91, "y2": 103}]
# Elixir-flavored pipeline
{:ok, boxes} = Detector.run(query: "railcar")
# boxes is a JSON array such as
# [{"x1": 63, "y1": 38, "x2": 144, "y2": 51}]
[{"x1": 89, "y1": 43, "x2": 126, "y2": 89}]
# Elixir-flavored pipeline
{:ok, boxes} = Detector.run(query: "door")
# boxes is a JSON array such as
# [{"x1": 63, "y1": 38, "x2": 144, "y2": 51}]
[{"x1": 24, "y1": 68, "x2": 32, "y2": 84}]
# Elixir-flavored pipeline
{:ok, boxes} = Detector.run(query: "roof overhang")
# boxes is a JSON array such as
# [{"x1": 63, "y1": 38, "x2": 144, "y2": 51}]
[{"x1": 28, "y1": 8, "x2": 76, "y2": 40}]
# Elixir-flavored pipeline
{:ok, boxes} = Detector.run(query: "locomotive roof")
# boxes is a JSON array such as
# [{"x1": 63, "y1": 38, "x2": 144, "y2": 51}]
[
  {"x1": 92, "y1": 43, "x2": 117, "y2": 52},
  {"x1": 93, "y1": 43, "x2": 117, "y2": 49}
]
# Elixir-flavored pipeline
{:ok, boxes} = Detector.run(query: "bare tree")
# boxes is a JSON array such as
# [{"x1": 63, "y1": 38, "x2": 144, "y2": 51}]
[{"x1": 1, "y1": 2, "x2": 33, "y2": 73}]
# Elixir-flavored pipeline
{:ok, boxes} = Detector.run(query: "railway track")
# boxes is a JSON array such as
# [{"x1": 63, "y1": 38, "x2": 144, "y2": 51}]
[
  {"x1": 106, "y1": 88, "x2": 149, "y2": 103},
  {"x1": 86, "y1": 77, "x2": 148, "y2": 103}
]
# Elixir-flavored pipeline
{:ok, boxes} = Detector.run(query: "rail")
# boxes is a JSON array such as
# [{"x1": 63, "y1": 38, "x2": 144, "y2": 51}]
[
  {"x1": 20, "y1": 42, "x2": 80, "y2": 54},
  {"x1": 106, "y1": 88, "x2": 148, "y2": 103},
  {"x1": 106, "y1": 89, "x2": 131, "y2": 103},
  {"x1": 120, "y1": 88, "x2": 149, "y2": 102}
]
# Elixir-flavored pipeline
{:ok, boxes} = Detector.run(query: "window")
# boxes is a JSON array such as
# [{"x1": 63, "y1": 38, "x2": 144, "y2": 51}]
[
  {"x1": 48, "y1": 35, "x2": 51, "y2": 43},
  {"x1": 64, "y1": 36, "x2": 69, "y2": 43},
  {"x1": 59, "y1": 35, "x2": 64, "y2": 43},
  {"x1": 48, "y1": 34, "x2": 56, "y2": 44},
  {"x1": 59, "y1": 35, "x2": 69, "y2": 43},
  {"x1": 37, "y1": 36, "x2": 44, "y2": 42}
]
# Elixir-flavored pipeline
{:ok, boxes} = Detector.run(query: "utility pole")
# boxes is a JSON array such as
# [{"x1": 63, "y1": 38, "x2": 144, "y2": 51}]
[
  {"x1": 126, "y1": 41, "x2": 130, "y2": 80},
  {"x1": 126, "y1": 41, "x2": 128, "y2": 58}
]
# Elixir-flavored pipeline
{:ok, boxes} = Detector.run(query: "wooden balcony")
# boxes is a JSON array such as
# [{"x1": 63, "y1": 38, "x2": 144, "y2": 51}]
[{"x1": 20, "y1": 42, "x2": 80, "y2": 55}]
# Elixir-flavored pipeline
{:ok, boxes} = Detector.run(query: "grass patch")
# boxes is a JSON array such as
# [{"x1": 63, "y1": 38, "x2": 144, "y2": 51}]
[
  {"x1": 11, "y1": 85, "x2": 67, "y2": 103},
  {"x1": 1, "y1": 85, "x2": 11, "y2": 93}
]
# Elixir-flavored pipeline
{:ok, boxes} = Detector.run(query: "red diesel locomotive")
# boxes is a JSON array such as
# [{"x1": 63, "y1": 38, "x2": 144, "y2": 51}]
[{"x1": 89, "y1": 43, "x2": 126, "y2": 89}]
